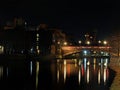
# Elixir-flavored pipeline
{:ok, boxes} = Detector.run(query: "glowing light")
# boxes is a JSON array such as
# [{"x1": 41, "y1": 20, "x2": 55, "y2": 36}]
[
  {"x1": 87, "y1": 66, "x2": 90, "y2": 84},
  {"x1": 104, "y1": 68, "x2": 107, "y2": 85},
  {"x1": 83, "y1": 50, "x2": 87, "y2": 55},
  {"x1": 98, "y1": 69, "x2": 101, "y2": 84},
  {"x1": 93, "y1": 58, "x2": 96, "y2": 64},
  {"x1": 78, "y1": 40, "x2": 82, "y2": 44},
  {"x1": 57, "y1": 69, "x2": 60, "y2": 83},
  {"x1": 74, "y1": 59, "x2": 77, "y2": 67},
  {"x1": 63, "y1": 42, "x2": 67, "y2": 45},
  {"x1": 36, "y1": 46, "x2": 39, "y2": 49},
  {"x1": 86, "y1": 41, "x2": 90, "y2": 45},
  {"x1": 98, "y1": 40, "x2": 101, "y2": 43},
  {"x1": 30, "y1": 61, "x2": 33, "y2": 75},
  {"x1": 57, "y1": 41, "x2": 60, "y2": 44},
  {"x1": 0, "y1": 46, "x2": 4, "y2": 54},
  {"x1": 36, "y1": 33, "x2": 39, "y2": 37},
  {"x1": 64, "y1": 60, "x2": 67, "y2": 65},
  {"x1": 36, "y1": 62, "x2": 39, "y2": 89},
  {"x1": 87, "y1": 61, "x2": 90, "y2": 65},
  {"x1": 78, "y1": 60, "x2": 81, "y2": 66},
  {"x1": 64, "y1": 63, "x2": 66, "y2": 83},
  {"x1": 103, "y1": 41, "x2": 107, "y2": 45},
  {"x1": 37, "y1": 50, "x2": 40, "y2": 54},
  {"x1": 78, "y1": 68, "x2": 81, "y2": 84},
  {"x1": 36, "y1": 38, "x2": 39, "y2": 41}
]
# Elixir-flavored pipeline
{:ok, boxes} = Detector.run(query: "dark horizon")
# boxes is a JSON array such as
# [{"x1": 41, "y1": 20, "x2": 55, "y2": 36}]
[{"x1": 0, "y1": 0, "x2": 120, "y2": 39}]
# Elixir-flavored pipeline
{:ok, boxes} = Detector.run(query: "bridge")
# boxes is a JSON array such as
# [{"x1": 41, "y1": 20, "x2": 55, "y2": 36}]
[{"x1": 61, "y1": 45, "x2": 111, "y2": 58}]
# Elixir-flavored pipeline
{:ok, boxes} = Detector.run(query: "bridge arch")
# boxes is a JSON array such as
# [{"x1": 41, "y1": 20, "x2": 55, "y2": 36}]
[{"x1": 61, "y1": 46, "x2": 110, "y2": 58}]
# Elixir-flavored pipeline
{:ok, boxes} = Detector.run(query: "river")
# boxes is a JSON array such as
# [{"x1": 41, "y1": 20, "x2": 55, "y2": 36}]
[{"x1": 0, "y1": 57, "x2": 115, "y2": 90}]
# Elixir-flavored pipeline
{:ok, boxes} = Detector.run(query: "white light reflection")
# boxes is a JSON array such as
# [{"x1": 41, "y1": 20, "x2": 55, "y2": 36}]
[
  {"x1": 93, "y1": 64, "x2": 96, "y2": 71},
  {"x1": 78, "y1": 60, "x2": 81, "y2": 66},
  {"x1": 84, "y1": 58, "x2": 87, "y2": 82},
  {"x1": 84, "y1": 58, "x2": 87, "y2": 71},
  {"x1": 64, "y1": 60, "x2": 66, "y2": 65},
  {"x1": 87, "y1": 66, "x2": 90, "y2": 84},
  {"x1": 98, "y1": 69, "x2": 101, "y2": 84},
  {"x1": 104, "y1": 58, "x2": 108, "y2": 66},
  {"x1": 74, "y1": 59, "x2": 77, "y2": 67},
  {"x1": 101, "y1": 58, "x2": 103, "y2": 64},
  {"x1": 30, "y1": 61, "x2": 33, "y2": 75},
  {"x1": 93, "y1": 58, "x2": 96, "y2": 64},
  {"x1": 87, "y1": 61, "x2": 90, "y2": 65},
  {"x1": 104, "y1": 68, "x2": 107, "y2": 85},
  {"x1": 57, "y1": 68, "x2": 60, "y2": 83},
  {"x1": 64, "y1": 60, "x2": 66, "y2": 83},
  {"x1": 36, "y1": 62, "x2": 39, "y2": 89},
  {"x1": 57, "y1": 59, "x2": 60, "y2": 83},
  {"x1": 78, "y1": 67, "x2": 81, "y2": 85}
]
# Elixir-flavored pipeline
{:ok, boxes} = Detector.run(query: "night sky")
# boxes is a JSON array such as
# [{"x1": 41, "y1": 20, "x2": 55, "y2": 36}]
[{"x1": 0, "y1": 0, "x2": 120, "y2": 39}]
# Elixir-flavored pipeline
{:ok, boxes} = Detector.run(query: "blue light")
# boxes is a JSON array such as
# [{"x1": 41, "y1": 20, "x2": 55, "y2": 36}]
[{"x1": 83, "y1": 50, "x2": 87, "y2": 55}]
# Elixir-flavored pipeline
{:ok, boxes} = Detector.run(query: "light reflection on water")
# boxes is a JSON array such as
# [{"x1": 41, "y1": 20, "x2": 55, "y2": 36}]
[
  {"x1": 0, "y1": 58, "x2": 113, "y2": 90},
  {"x1": 53, "y1": 58, "x2": 109, "y2": 86}
]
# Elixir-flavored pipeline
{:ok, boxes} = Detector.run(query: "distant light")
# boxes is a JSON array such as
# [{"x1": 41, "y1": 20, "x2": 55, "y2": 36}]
[
  {"x1": 87, "y1": 61, "x2": 90, "y2": 65},
  {"x1": 36, "y1": 38, "x2": 39, "y2": 41},
  {"x1": 86, "y1": 41, "x2": 90, "y2": 45},
  {"x1": 31, "y1": 48, "x2": 33, "y2": 52},
  {"x1": 36, "y1": 34, "x2": 39, "y2": 37},
  {"x1": 90, "y1": 36, "x2": 93, "y2": 39},
  {"x1": 25, "y1": 22, "x2": 27, "y2": 25},
  {"x1": 78, "y1": 40, "x2": 82, "y2": 44},
  {"x1": 37, "y1": 49, "x2": 40, "y2": 54},
  {"x1": 57, "y1": 41, "x2": 60, "y2": 44},
  {"x1": 21, "y1": 50, "x2": 24, "y2": 54},
  {"x1": 85, "y1": 34, "x2": 89, "y2": 37},
  {"x1": 63, "y1": 42, "x2": 67, "y2": 45},
  {"x1": 83, "y1": 50, "x2": 87, "y2": 55},
  {"x1": 103, "y1": 41, "x2": 107, "y2": 45},
  {"x1": 98, "y1": 40, "x2": 101, "y2": 43}
]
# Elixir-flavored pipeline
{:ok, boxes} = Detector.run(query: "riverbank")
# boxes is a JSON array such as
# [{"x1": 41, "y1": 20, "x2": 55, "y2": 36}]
[{"x1": 109, "y1": 57, "x2": 120, "y2": 90}]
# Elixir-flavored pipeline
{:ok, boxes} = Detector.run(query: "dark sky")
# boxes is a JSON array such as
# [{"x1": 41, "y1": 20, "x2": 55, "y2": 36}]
[{"x1": 0, "y1": 0, "x2": 120, "y2": 39}]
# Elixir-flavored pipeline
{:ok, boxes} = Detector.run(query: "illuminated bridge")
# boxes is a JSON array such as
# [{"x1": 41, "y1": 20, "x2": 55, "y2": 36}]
[{"x1": 61, "y1": 46, "x2": 111, "y2": 58}]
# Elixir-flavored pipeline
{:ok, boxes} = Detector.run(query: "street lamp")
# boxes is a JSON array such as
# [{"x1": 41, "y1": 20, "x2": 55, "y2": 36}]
[
  {"x1": 63, "y1": 41, "x2": 67, "y2": 46},
  {"x1": 78, "y1": 40, "x2": 82, "y2": 44},
  {"x1": 86, "y1": 41, "x2": 90, "y2": 45},
  {"x1": 98, "y1": 40, "x2": 101, "y2": 44},
  {"x1": 103, "y1": 41, "x2": 107, "y2": 45}
]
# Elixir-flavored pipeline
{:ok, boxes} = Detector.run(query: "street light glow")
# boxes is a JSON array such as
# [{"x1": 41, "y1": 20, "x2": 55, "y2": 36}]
[
  {"x1": 103, "y1": 41, "x2": 107, "y2": 45},
  {"x1": 78, "y1": 40, "x2": 82, "y2": 44},
  {"x1": 98, "y1": 40, "x2": 101, "y2": 43},
  {"x1": 86, "y1": 41, "x2": 90, "y2": 45},
  {"x1": 63, "y1": 42, "x2": 67, "y2": 45}
]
